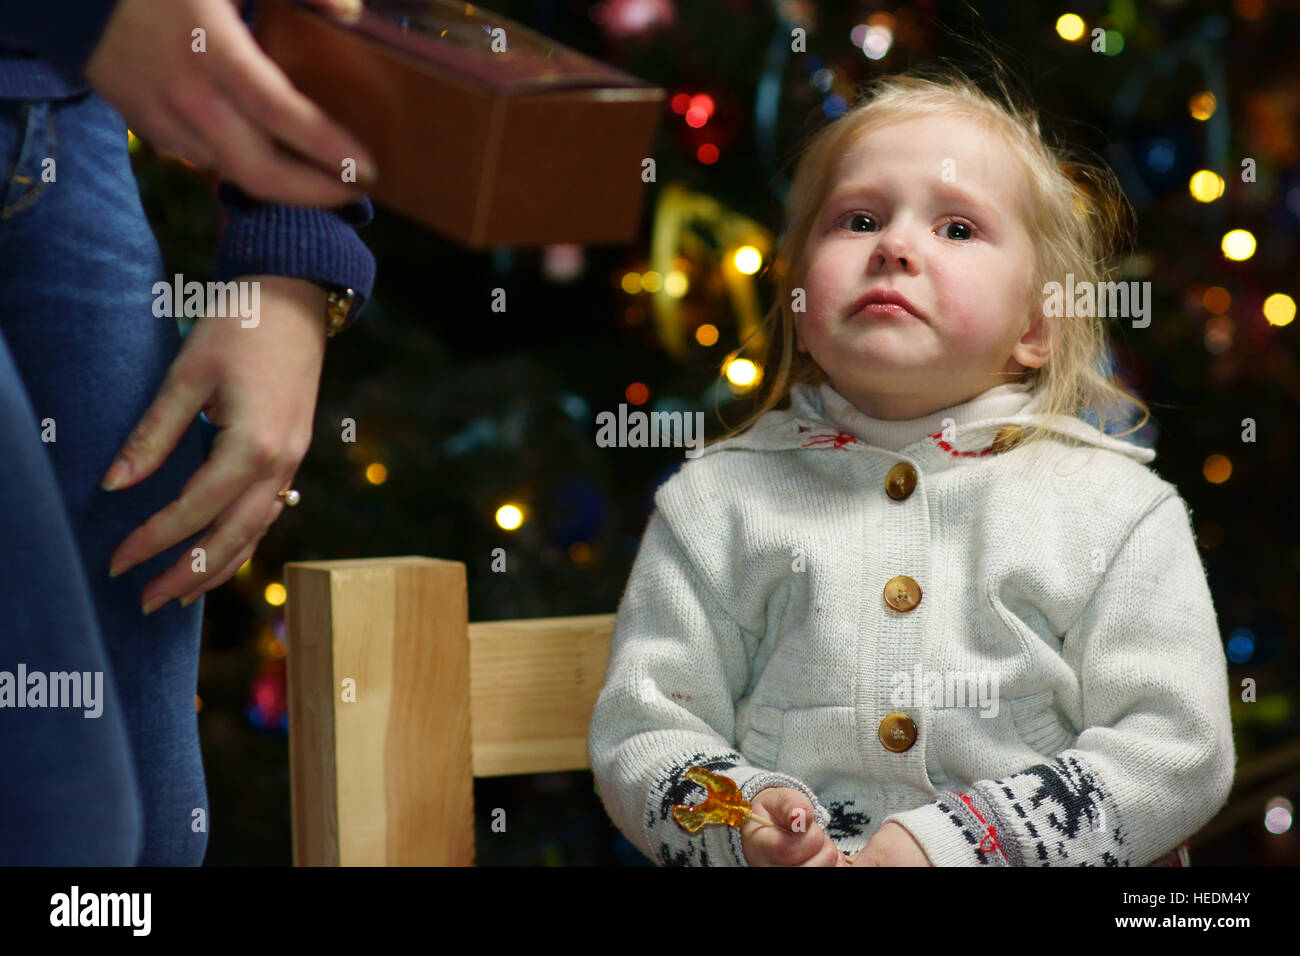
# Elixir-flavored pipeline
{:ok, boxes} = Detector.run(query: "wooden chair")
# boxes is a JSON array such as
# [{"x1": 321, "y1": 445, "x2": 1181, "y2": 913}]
[
  {"x1": 283, "y1": 557, "x2": 1269, "y2": 866},
  {"x1": 284, "y1": 556, "x2": 613, "y2": 865}
]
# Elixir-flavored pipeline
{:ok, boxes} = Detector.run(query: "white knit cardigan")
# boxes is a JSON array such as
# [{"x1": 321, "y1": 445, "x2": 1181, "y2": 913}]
[{"x1": 588, "y1": 382, "x2": 1236, "y2": 866}]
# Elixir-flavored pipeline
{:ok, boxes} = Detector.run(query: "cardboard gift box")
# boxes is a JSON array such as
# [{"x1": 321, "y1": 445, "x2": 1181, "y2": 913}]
[{"x1": 252, "y1": 0, "x2": 665, "y2": 249}]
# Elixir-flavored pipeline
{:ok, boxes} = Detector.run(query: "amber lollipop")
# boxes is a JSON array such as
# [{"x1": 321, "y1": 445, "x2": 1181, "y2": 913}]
[{"x1": 670, "y1": 766, "x2": 784, "y2": 833}]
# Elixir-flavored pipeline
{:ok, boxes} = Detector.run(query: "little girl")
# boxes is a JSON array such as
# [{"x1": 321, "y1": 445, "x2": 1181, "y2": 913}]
[{"x1": 588, "y1": 65, "x2": 1236, "y2": 867}]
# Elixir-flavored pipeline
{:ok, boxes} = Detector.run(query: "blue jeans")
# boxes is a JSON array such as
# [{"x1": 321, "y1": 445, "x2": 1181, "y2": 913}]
[{"x1": 0, "y1": 93, "x2": 210, "y2": 865}]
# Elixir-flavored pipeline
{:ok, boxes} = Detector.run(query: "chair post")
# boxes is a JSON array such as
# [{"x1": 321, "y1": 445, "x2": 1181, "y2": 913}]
[{"x1": 284, "y1": 557, "x2": 476, "y2": 865}]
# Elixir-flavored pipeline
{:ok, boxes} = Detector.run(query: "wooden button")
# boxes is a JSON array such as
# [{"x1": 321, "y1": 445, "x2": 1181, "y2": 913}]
[
  {"x1": 885, "y1": 462, "x2": 917, "y2": 500},
  {"x1": 991, "y1": 424, "x2": 1025, "y2": 455},
  {"x1": 878, "y1": 713, "x2": 917, "y2": 752},
  {"x1": 883, "y1": 575, "x2": 922, "y2": 612}
]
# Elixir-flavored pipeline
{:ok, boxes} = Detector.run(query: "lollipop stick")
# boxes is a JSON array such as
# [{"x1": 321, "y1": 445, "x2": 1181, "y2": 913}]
[{"x1": 748, "y1": 806, "x2": 789, "y2": 830}]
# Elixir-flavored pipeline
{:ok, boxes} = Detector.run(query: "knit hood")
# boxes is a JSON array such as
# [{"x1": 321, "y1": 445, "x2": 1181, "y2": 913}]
[{"x1": 700, "y1": 382, "x2": 1156, "y2": 470}]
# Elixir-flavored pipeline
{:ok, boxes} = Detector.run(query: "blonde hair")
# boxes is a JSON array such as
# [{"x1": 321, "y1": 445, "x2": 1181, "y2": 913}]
[{"x1": 708, "y1": 61, "x2": 1149, "y2": 454}]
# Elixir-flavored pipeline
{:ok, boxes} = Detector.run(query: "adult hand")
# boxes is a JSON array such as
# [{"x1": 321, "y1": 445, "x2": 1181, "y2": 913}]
[
  {"x1": 103, "y1": 275, "x2": 329, "y2": 613},
  {"x1": 85, "y1": 0, "x2": 377, "y2": 206}
]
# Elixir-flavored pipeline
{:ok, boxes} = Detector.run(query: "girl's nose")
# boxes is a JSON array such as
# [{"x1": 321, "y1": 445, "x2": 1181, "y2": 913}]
[{"x1": 872, "y1": 228, "x2": 918, "y2": 273}]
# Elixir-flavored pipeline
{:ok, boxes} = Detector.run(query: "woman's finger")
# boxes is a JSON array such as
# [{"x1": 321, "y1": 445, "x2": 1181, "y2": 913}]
[
  {"x1": 108, "y1": 426, "x2": 271, "y2": 578},
  {"x1": 177, "y1": 535, "x2": 257, "y2": 607},
  {"x1": 137, "y1": 93, "x2": 218, "y2": 170},
  {"x1": 176, "y1": 496, "x2": 282, "y2": 606},
  {"x1": 298, "y1": 0, "x2": 364, "y2": 24},
  {"x1": 181, "y1": 81, "x2": 363, "y2": 207},
  {"x1": 141, "y1": 475, "x2": 285, "y2": 613},
  {"x1": 205, "y1": 27, "x2": 377, "y2": 193},
  {"x1": 102, "y1": 367, "x2": 211, "y2": 492}
]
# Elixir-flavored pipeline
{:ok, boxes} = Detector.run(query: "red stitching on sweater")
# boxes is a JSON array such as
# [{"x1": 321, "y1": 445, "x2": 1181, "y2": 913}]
[
  {"x1": 929, "y1": 432, "x2": 997, "y2": 459},
  {"x1": 959, "y1": 792, "x2": 1008, "y2": 861},
  {"x1": 800, "y1": 430, "x2": 859, "y2": 450}
]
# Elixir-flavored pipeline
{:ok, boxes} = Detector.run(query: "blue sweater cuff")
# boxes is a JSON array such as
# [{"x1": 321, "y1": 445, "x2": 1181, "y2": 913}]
[
  {"x1": 6, "y1": 1, "x2": 122, "y2": 86},
  {"x1": 213, "y1": 182, "x2": 378, "y2": 325}
]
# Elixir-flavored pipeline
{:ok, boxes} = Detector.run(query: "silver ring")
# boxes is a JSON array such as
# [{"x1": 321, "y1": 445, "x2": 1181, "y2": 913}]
[{"x1": 277, "y1": 489, "x2": 301, "y2": 507}]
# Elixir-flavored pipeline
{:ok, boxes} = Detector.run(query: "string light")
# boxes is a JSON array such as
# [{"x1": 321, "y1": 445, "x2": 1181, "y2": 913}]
[
  {"x1": 495, "y1": 504, "x2": 525, "y2": 530},
  {"x1": 1202, "y1": 454, "x2": 1232, "y2": 484},
  {"x1": 1263, "y1": 293, "x2": 1296, "y2": 327},
  {"x1": 732, "y1": 246, "x2": 762, "y2": 275},
  {"x1": 1221, "y1": 229, "x2": 1256, "y2": 261},
  {"x1": 1189, "y1": 170, "x2": 1225, "y2": 202},
  {"x1": 1055, "y1": 14, "x2": 1085, "y2": 41},
  {"x1": 725, "y1": 358, "x2": 760, "y2": 389},
  {"x1": 1189, "y1": 91, "x2": 1217, "y2": 121}
]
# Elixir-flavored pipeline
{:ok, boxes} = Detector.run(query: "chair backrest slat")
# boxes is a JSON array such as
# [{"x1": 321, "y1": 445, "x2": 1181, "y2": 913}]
[{"x1": 285, "y1": 557, "x2": 614, "y2": 866}]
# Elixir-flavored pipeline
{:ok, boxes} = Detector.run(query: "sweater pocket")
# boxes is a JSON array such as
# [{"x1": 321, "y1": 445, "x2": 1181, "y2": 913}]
[
  {"x1": 1004, "y1": 689, "x2": 1077, "y2": 758},
  {"x1": 772, "y1": 706, "x2": 857, "y2": 789}
]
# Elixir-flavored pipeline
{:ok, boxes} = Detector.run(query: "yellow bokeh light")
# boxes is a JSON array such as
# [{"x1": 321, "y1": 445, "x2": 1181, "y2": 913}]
[
  {"x1": 1202, "y1": 454, "x2": 1232, "y2": 485},
  {"x1": 695, "y1": 323, "x2": 719, "y2": 347},
  {"x1": 365, "y1": 462, "x2": 388, "y2": 485},
  {"x1": 127, "y1": 130, "x2": 140, "y2": 153},
  {"x1": 236, "y1": 557, "x2": 253, "y2": 579},
  {"x1": 1189, "y1": 91, "x2": 1216, "y2": 121},
  {"x1": 1263, "y1": 293, "x2": 1296, "y2": 327},
  {"x1": 1055, "y1": 13, "x2": 1085, "y2": 41},
  {"x1": 495, "y1": 503, "x2": 525, "y2": 531},
  {"x1": 725, "y1": 358, "x2": 760, "y2": 387},
  {"x1": 640, "y1": 270, "x2": 663, "y2": 293},
  {"x1": 1221, "y1": 229, "x2": 1256, "y2": 261},
  {"x1": 1188, "y1": 170, "x2": 1224, "y2": 203},
  {"x1": 569, "y1": 541, "x2": 592, "y2": 564},
  {"x1": 620, "y1": 272, "x2": 642, "y2": 294},
  {"x1": 732, "y1": 246, "x2": 763, "y2": 275},
  {"x1": 264, "y1": 582, "x2": 287, "y2": 606},
  {"x1": 664, "y1": 270, "x2": 689, "y2": 297}
]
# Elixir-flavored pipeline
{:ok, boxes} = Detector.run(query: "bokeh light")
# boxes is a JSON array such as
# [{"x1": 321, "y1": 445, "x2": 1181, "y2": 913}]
[
  {"x1": 1202, "y1": 454, "x2": 1232, "y2": 484},
  {"x1": 733, "y1": 246, "x2": 762, "y2": 275},
  {"x1": 495, "y1": 504, "x2": 524, "y2": 531},
  {"x1": 1055, "y1": 14, "x2": 1085, "y2": 41},
  {"x1": 1221, "y1": 229, "x2": 1256, "y2": 261},
  {"x1": 1189, "y1": 169, "x2": 1225, "y2": 202},
  {"x1": 1263, "y1": 293, "x2": 1296, "y2": 326}
]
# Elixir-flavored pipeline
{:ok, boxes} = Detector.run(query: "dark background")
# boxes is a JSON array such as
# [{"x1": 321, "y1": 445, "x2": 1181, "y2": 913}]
[{"x1": 131, "y1": 0, "x2": 1300, "y2": 865}]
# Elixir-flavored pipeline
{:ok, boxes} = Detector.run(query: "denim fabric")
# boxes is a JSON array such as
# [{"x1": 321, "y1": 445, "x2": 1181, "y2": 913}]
[{"x1": 0, "y1": 92, "x2": 210, "y2": 865}]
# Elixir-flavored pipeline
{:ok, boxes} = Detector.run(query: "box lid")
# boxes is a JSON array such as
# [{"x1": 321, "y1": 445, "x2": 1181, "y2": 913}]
[{"x1": 341, "y1": 0, "x2": 658, "y2": 95}]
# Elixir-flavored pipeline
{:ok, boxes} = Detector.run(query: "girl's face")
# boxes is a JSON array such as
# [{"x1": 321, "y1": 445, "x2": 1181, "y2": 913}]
[{"x1": 795, "y1": 114, "x2": 1050, "y2": 420}]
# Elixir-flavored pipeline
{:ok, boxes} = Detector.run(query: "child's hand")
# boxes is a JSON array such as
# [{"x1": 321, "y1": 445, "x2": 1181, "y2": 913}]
[
  {"x1": 741, "y1": 787, "x2": 850, "y2": 866},
  {"x1": 848, "y1": 822, "x2": 933, "y2": 867}
]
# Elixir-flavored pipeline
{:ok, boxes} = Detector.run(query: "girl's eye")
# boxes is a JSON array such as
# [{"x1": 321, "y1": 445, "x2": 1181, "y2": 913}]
[
  {"x1": 838, "y1": 212, "x2": 877, "y2": 233},
  {"x1": 941, "y1": 220, "x2": 974, "y2": 241}
]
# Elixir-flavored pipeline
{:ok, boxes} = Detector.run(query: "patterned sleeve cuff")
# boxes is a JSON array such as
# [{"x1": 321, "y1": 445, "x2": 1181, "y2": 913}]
[{"x1": 882, "y1": 789, "x2": 1016, "y2": 867}]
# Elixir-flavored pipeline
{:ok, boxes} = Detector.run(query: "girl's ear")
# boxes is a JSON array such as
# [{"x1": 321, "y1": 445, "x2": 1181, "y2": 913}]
[{"x1": 1011, "y1": 313, "x2": 1051, "y2": 370}]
